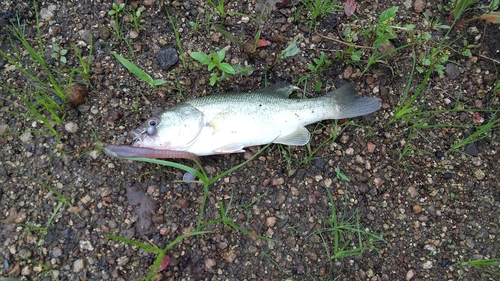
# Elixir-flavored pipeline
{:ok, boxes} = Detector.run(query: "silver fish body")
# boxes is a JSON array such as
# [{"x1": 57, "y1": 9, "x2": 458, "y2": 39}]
[{"x1": 129, "y1": 83, "x2": 381, "y2": 156}]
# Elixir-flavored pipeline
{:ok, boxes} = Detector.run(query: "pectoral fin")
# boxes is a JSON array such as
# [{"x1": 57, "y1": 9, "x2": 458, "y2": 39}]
[
  {"x1": 214, "y1": 143, "x2": 245, "y2": 154},
  {"x1": 273, "y1": 126, "x2": 310, "y2": 146},
  {"x1": 208, "y1": 108, "x2": 234, "y2": 132}
]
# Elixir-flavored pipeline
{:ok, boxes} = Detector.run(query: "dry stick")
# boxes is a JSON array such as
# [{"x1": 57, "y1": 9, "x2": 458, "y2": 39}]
[
  {"x1": 475, "y1": 53, "x2": 500, "y2": 65},
  {"x1": 316, "y1": 33, "x2": 374, "y2": 50}
]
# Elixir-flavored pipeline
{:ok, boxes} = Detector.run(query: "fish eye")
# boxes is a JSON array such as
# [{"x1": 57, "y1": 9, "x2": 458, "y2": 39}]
[{"x1": 146, "y1": 117, "x2": 160, "y2": 135}]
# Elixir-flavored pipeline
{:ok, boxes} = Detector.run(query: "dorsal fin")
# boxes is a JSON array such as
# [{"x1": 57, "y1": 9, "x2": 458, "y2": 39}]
[{"x1": 252, "y1": 83, "x2": 299, "y2": 98}]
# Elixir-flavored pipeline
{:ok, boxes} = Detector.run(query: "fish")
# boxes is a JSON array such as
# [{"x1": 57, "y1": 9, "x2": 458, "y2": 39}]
[{"x1": 105, "y1": 82, "x2": 380, "y2": 159}]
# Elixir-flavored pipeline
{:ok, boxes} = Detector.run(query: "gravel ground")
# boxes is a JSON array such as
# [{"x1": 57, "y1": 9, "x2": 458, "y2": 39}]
[{"x1": 1, "y1": 0, "x2": 499, "y2": 280}]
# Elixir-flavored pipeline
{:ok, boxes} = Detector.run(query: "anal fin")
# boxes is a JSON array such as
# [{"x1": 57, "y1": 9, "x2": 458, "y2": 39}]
[{"x1": 273, "y1": 127, "x2": 310, "y2": 146}]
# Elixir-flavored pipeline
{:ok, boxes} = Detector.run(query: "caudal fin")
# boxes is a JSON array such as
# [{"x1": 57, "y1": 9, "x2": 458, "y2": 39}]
[{"x1": 326, "y1": 83, "x2": 381, "y2": 119}]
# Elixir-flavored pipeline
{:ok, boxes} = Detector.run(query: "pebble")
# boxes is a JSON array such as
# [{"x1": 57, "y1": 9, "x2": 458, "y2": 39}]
[
  {"x1": 156, "y1": 46, "x2": 179, "y2": 70},
  {"x1": 65, "y1": 122, "x2": 79, "y2": 133},
  {"x1": 408, "y1": 186, "x2": 418, "y2": 197},
  {"x1": 40, "y1": 5, "x2": 56, "y2": 21},
  {"x1": 445, "y1": 63, "x2": 460, "y2": 79},
  {"x1": 88, "y1": 150, "x2": 100, "y2": 160},
  {"x1": 413, "y1": 0, "x2": 425, "y2": 13},
  {"x1": 19, "y1": 249, "x2": 32, "y2": 259},
  {"x1": 345, "y1": 147, "x2": 354, "y2": 155},
  {"x1": 129, "y1": 30, "x2": 139, "y2": 39},
  {"x1": 247, "y1": 245, "x2": 258, "y2": 253},
  {"x1": 474, "y1": 169, "x2": 485, "y2": 180},
  {"x1": 464, "y1": 144, "x2": 479, "y2": 156},
  {"x1": 0, "y1": 124, "x2": 10, "y2": 134},
  {"x1": 52, "y1": 247, "x2": 62, "y2": 258},
  {"x1": 413, "y1": 205, "x2": 422, "y2": 213},
  {"x1": 19, "y1": 132, "x2": 33, "y2": 143},
  {"x1": 266, "y1": 216, "x2": 277, "y2": 227},
  {"x1": 73, "y1": 258, "x2": 85, "y2": 272},
  {"x1": 21, "y1": 265, "x2": 31, "y2": 276},
  {"x1": 272, "y1": 178, "x2": 284, "y2": 186},
  {"x1": 204, "y1": 258, "x2": 216, "y2": 270},
  {"x1": 117, "y1": 256, "x2": 130, "y2": 266},
  {"x1": 422, "y1": 260, "x2": 433, "y2": 269},
  {"x1": 367, "y1": 142, "x2": 375, "y2": 153},
  {"x1": 68, "y1": 84, "x2": 88, "y2": 106}
]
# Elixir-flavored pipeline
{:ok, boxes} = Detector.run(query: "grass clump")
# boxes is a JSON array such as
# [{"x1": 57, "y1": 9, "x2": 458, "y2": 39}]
[
  {"x1": 310, "y1": 186, "x2": 387, "y2": 261},
  {"x1": 0, "y1": 3, "x2": 92, "y2": 138}
]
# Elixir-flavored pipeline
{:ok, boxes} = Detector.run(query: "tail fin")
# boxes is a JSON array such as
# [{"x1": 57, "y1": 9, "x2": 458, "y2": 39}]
[{"x1": 326, "y1": 83, "x2": 381, "y2": 119}]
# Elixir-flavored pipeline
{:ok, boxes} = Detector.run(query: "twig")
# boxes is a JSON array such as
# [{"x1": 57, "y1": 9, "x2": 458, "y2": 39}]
[
  {"x1": 317, "y1": 33, "x2": 374, "y2": 50},
  {"x1": 475, "y1": 53, "x2": 500, "y2": 65}
]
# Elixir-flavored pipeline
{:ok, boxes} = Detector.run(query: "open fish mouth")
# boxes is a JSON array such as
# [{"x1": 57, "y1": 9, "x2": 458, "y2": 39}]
[{"x1": 131, "y1": 129, "x2": 146, "y2": 144}]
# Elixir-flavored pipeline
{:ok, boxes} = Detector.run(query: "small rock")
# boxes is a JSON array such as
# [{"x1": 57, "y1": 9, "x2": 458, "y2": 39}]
[
  {"x1": 156, "y1": 46, "x2": 179, "y2": 70},
  {"x1": 413, "y1": 0, "x2": 425, "y2": 13},
  {"x1": 474, "y1": 169, "x2": 485, "y2": 180},
  {"x1": 65, "y1": 122, "x2": 79, "y2": 133},
  {"x1": 367, "y1": 142, "x2": 376, "y2": 153},
  {"x1": 21, "y1": 265, "x2": 31, "y2": 276},
  {"x1": 19, "y1": 249, "x2": 32, "y2": 259},
  {"x1": 79, "y1": 30, "x2": 93, "y2": 44},
  {"x1": 464, "y1": 144, "x2": 479, "y2": 156},
  {"x1": 413, "y1": 205, "x2": 422, "y2": 213},
  {"x1": 40, "y1": 5, "x2": 56, "y2": 21},
  {"x1": 247, "y1": 245, "x2": 258, "y2": 253},
  {"x1": 405, "y1": 269, "x2": 415, "y2": 281},
  {"x1": 19, "y1": 132, "x2": 33, "y2": 143},
  {"x1": 377, "y1": 42, "x2": 394, "y2": 54},
  {"x1": 343, "y1": 65, "x2": 353, "y2": 79},
  {"x1": 445, "y1": 63, "x2": 460, "y2": 79},
  {"x1": 408, "y1": 186, "x2": 419, "y2": 197},
  {"x1": 73, "y1": 259, "x2": 85, "y2": 272},
  {"x1": 52, "y1": 247, "x2": 62, "y2": 258},
  {"x1": 422, "y1": 260, "x2": 433, "y2": 269},
  {"x1": 129, "y1": 30, "x2": 139, "y2": 39},
  {"x1": 0, "y1": 123, "x2": 10, "y2": 134},
  {"x1": 266, "y1": 216, "x2": 277, "y2": 227},
  {"x1": 68, "y1": 84, "x2": 88, "y2": 106},
  {"x1": 272, "y1": 178, "x2": 285, "y2": 186},
  {"x1": 204, "y1": 258, "x2": 216, "y2": 270},
  {"x1": 345, "y1": 147, "x2": 354, "y2": 155},
  {"x1": 117, "y1": 256, "x2": 130, "y2": 266},
  {"x1": 88, "y1": 150, "x2": 100, "y2": 160}
]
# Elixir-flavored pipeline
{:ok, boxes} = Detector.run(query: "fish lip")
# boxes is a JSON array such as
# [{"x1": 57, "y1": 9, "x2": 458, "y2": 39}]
[{"x1": 130, "y1": 129, "x2": 144, "y2": 144}]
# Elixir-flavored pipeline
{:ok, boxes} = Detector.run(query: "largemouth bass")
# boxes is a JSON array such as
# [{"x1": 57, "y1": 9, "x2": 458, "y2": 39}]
[{"x1": 105, "y1": 83, "x2": 380, "y2": 158}]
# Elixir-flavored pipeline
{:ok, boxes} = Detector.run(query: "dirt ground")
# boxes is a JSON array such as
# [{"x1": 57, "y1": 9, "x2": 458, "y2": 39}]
[{"x1": 1, "y1": 0, "x2": 499, "y2": 280}]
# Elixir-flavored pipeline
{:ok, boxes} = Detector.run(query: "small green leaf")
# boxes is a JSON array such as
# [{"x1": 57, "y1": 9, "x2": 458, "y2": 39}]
[
  {"x1": 233, "y1": 64, "x2": 254, "y2": 76},
  {"x1": 60, "y1": 49, "x2": 68, "y2": 56},
  {"x1": 335, "y1": 166, "x2": 350, "y2": 182},
  {"x1": 51, "y1": 53, "x2": 58, "y2": 59},
  {"x1": 208, "y1": 62, "x2": 217, "y2": 71},
  {"x1": 152, "y1": 79, "x2": 168, "y2": 86},
  {"x1": 60, "y1": 56, "x2": 67, "y2": 64},
  {"x1": 112, "y1": 51, "x2": 155, "y2": 85},
  {"x1": 314, "y1": 81, "x2": 322, "y2": 92},
  {"x1": 461, "y1": 49, "x2": 472, "y2": 56},
  {"x1": 351, "y1": 50, "x2": 362, "y2": 62},
  {"x1": 189, "y1": 52, "x2": 211, "y2": 64},
  {"x1": 108, "y1": 10, "x2": 116, "y2": 15},
  {"x1": 209, "y1": 73, "x2": 218, "y2": 86},
  {"x1": 218, "y1": 62, "x2": 235, "y2": 74},
  {"x1": 217, "y1": 49, "x2": 226, "y2": 62},
  {"x1": 281, "y1": 40, "x2": 300, "y2": 58}
]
